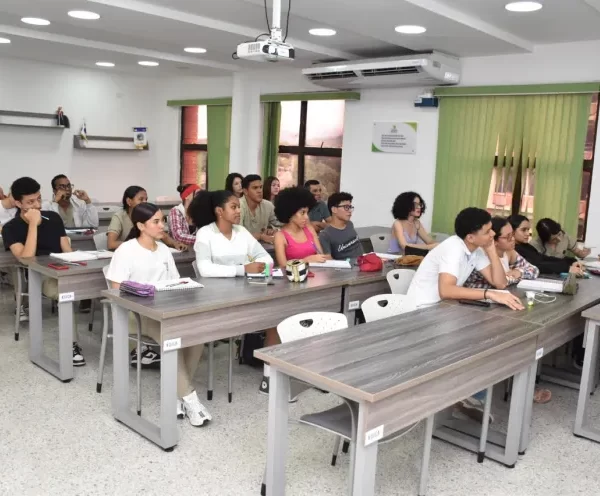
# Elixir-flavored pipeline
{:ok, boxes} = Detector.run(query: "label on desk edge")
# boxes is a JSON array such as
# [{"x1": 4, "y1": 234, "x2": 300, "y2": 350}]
[
  {"x1": 365, "y1": 425, "x2": 384, "y2": 446},
  {"x1": 58, "y1": 292, "x2": 75, "y2": 303},
  {"x1": 163, "y1": 338, "x2": 181, "y2": 352},
  {"x1": 535, "y1": 347, "x2": 544, "y2": 360},
  {"x1": 348, "y1": 300, "x2": 360, "y2": 311}
]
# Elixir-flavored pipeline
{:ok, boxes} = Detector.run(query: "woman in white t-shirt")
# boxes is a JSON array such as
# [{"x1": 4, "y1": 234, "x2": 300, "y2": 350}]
[{"x1": 106, "y1": 202, "x2": 211, "y2": 427}]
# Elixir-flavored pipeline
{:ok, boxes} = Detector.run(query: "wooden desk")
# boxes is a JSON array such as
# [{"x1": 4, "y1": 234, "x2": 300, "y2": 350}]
[
  {"x1": 102, "y1": 269, "x2": 360, "y2": 450},
  {"x1": 18, "y1": 251, "x2": 195, "y2": 382},
  {"x1": 256, "y1": 305, "x2": 542, "y2": 496}
]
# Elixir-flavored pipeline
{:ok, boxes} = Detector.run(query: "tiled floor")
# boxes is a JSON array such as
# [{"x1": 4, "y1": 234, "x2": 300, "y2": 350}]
[{"x1": 1, "y1": 286, "x2": 600, "y2": 495}]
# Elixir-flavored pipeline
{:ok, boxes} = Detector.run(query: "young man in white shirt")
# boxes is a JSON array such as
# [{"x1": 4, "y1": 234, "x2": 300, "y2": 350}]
[
  {"x1": 42, "y1": 174, "x2": 99, "y2": 228},
  {"x1": 407, "y1": 207, "x2": 524, "y2": 423}
]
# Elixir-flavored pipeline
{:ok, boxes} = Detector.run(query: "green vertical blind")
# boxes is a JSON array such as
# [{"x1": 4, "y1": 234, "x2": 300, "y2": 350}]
[
  {"x1": 206, "y1": 105, "x2": 232, "y2": 191},
  {"x1": 261, "y1": 102, "x2": 281, "y2": 180}
]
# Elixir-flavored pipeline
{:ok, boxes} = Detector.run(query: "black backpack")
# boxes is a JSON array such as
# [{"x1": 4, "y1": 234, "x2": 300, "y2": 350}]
[{"x1": 238, "y1": 332, "x2": 265, "y2": 368}]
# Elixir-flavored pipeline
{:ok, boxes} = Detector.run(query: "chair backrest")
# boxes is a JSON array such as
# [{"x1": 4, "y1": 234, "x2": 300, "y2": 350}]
[
  {"x1": 277, "y1": 312, "x2": 348, "y2": 344},
  {"x1": 94, "y1": 232, "x2": 108, "y2": 251},
  {"x1": 432, "y1": 232, "x2": 450, "y2": 243},
  {"x1": 369, "y1": 233, "x2": 390, "y2": 253},
  {"x1": 386, "y1": 269, "x2": 415, "y2": 295},
  {"x1": 192, "y1": 260, "x2": 199, "y2": 278},
  {"x1": 361, "y1": 294, "x2": 417, "y2": 323}
]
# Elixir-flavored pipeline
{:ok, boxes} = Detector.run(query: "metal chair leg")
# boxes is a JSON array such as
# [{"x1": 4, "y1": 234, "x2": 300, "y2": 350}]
[
  {"x1": 207, "y1": 342, "x2": 214, "y2": 401},
  {"x1": 97, "y1": 303, "x2": 110, "y2": 393},
  {"x1": 331, "y1": 436, "x2": 342, "y2": 466},
  {"x1": 228, "y1": 337, "x2": 234, "y2": 403},
  {"x1": 88, "y1": 299, "x2": 96, "y2": 331},
  {"x1": 135, "y1": 313, "x2": 142, "y2": 416},
  {"x1": 342, "y1": 440, "x2": 350, "y2": 453},
  {"x1": 478, "y1": 386, "x2": 494, "y2": 463},
  {"x1": 14, "y1": 267, "x2": 22, "y2": 342}
]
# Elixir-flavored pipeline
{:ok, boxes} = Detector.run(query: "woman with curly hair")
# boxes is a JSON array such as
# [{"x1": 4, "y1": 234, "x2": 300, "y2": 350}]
[
  {"x1": 273, "y1": 187, "x2": 330, "y2": 268},
  {"x1": 389, "y1": 191, "x2": 438, "y2": 254}
]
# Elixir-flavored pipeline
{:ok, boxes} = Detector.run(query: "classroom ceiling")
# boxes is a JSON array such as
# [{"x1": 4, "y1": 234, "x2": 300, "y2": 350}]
[{"x1": 0, "y1": 0, "x2": 600, "y2": 77}]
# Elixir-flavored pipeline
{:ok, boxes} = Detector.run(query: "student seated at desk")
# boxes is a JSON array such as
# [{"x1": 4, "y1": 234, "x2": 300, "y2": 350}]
[
  {"x1": 264, "y1": 176, "x2": 280, "y2": 203},
  {"x1": 42, "y1": 174, "x2": 99, "y2": 228},
  {"x1": 304, "y1": 180, "x2": 331, "y2": 233},
  {"x1": 168, "y1": 184, "x2": 200, "y2": 247},
  {"x1": 319, "y1": 192, "x2": 364, "y2": 260},
  {"x1": 225, "y1": 172, "x2": 243, "y2": 198},
  {"x1": 389, "y1": 191, "x2": 438, "y2": 254},
  {"x1": 107, "y1": 202, "x2": 211, "y2": 427},
  {"x1": 3, "y1": 176, "x2": 86, "y2": 366},
  {"x1": 508, "y1": 215, "x2": 584, "y2": 276},
  {"x1": 273, "y1": 187, "x2": 329, "y2": 267},
  {"x1": 531, "y1": 217, "x2": 591, "y2": 259},
  {"x1": 240, "y1": 174, "x2": 280, "y2": 244},
  {"x1": 0, "y1": 187, "x2": 17, "y2": 233},
  {"x1": 108, "y1": 186, "x2": 187, "y2": 252}
]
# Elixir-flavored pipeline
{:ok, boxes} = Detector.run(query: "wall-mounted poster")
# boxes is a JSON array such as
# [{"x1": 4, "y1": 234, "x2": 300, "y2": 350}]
[
  {"x1": 133, "y1": 127, "x2": 148, "y2": 149},
  {"x1": 372, "y1": 121, "x2": 417, "y2": 154}
]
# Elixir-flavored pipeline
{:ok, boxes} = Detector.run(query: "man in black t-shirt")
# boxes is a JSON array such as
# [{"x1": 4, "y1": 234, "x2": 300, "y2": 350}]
[{"x1": 4, "y1": 177, "x2": 86, "y2": 366}]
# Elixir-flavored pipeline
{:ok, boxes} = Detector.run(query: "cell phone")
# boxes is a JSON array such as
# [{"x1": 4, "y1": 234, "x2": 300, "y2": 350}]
[
  {"x1": 48, "y1": 263, "x2": 69, "y2": 270},
  {"x1": 459, "y1": 299, "x2": 491, "y2": 308}
]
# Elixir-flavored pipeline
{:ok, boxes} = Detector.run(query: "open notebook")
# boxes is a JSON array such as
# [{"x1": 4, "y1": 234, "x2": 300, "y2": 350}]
[
  {"x1": 310, "y1": 260, "x2": 352, "y2": 269},
  {"x1": 50, "y1": 250, "x2": 113, "y2": 262},
  {"x1": 154, "y1": 278, "x2": 204, "y2": 291}
]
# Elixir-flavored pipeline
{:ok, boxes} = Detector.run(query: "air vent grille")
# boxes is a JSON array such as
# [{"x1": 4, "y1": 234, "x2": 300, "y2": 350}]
[
  {"x1": 307, "y1": 71, "x2": 356, "y2": 80},
  {"x1": 362, "y1": 66, "x2": 419, "y2": 77}
]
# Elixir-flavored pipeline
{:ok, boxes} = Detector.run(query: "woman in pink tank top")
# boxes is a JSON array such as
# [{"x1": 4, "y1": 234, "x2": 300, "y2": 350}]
[{"x1": 273, "y1": 187, "x2": 330, "y2": 267}]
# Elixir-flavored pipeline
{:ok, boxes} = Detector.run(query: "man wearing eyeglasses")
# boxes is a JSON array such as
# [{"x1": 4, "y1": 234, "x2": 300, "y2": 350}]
[
  {"x1": 318, "y1": 192, "x2": 363, "y2": 260},
  {"x1": 42, "y1": 174, "x2": 99, "y2": 228}
]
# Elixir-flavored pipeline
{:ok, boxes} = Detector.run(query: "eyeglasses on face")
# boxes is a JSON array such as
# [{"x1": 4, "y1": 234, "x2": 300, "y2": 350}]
[
  {"x1": 498, "y1": 233, "x2": 515, "y2": 241},
  {"x1": 57, "y1": 183, "x2": 74, "y2": 190},
  {"x1": 335, "y1": 204, "x2": 354, "y2": 211}
]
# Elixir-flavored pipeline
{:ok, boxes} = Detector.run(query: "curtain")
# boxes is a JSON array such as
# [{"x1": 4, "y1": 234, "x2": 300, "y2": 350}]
[
  {"x1": 524, "y1": 94, "x2": 592, "y2": 236},
  {"x1": 431, "y1": 97, "x2": 511, "y2": 234},
  {"x1": 261, "y1": 102, "x2": 281, "y2": 180},
  {"x1": 206, "y1": 105, "x2": 232, "y2": 191}
]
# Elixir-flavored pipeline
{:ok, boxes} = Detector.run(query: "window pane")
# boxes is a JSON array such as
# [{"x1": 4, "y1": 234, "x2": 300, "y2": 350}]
[
  {"x1": 304, "y1": 156, "x2": 341, "y2": 199},
  {"x1": 306, "y1": 100, "x2": 345, "y2": 148},
  {"x1": 279, "y1": 101, "x2": 301, "y2": 146},
  {"x1": 182, "y1": 106, "x2": 207, "y2": 145},
  {"x1": 182, "y1": 150, "x2": 207, "y2": 189},
  {"x1": 585, "y1": 94, "x2": 598, "y2": 161},
  {"x1": 277, "y1": 153, "x2": 298, "y2": 188}
]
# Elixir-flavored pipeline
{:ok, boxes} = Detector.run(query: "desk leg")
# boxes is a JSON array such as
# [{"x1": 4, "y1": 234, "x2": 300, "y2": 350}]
[
  {"x1": 519, "y1": 362, "x2": 537, "y2": 455},
  {"x1": 112, "y1": 304, "x2": 130, "y2": 418},
  {"x1": 160, "y1": 347, "x2": 179, "y2": 449},
  {"x1": 574, "y1": 320, "x2": 600, "y2": 442},
  {"x1": 28, "y1": 270, "x2": 74, "y2": 382},
  {"x1": 504, "y1": 367, "x2": 528, "y2": 467},
  {"x1": 265, "y1": 368, "x2": 289, "y2": 496},
  {"x1": 418, "y1": 415, "x2": 435, "y2": 496},
  {"x1": 350, "y1": 403, "x2": 378, "y2": 496}
]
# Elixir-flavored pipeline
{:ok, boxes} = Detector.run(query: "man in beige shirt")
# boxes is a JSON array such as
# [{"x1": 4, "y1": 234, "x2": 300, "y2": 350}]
[{"x1": 240, "y1": 174, "x2": 281, "y2": 244}]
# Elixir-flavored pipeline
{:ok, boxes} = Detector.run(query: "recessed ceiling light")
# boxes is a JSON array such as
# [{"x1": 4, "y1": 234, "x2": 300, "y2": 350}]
[
  {"x1": 0, "y1": 37, "x2": 11, "y2": 44},
  {"x1": 96, "y1": 62, "x2": 115, "y2": 67},
  {"x1": 138, "y1": 61, "x2": 159, "y2": 67},
  {"x1": 21, "y1": 17, "x2": 51, "y2": 26},
  {"x1": 309, "y1": 28, "x2": 336, "y2": 36},
  {"x1": 395, "y1": 25, "x2": 427, "y2": 34},
  {"x1": 68, "y1": 11, "x2": 101, "y2": 20},
  {"x1": 505, "y1": 2, "x2": 543, "y2": 12},
  {"x1": 184, "y1": 47, "x2": 207, "y2": 53}
]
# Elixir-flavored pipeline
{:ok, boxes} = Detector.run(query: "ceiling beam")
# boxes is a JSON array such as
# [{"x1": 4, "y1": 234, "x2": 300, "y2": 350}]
[
  {"x1": 0, "y1": 24, "x2": 241, "y2": 71},
  {"x1": 403, "y1": 0, "x2": 535, "y2": 52},
  {"x1": 87, "y1": 0, "x2": 360, "y2": 60}
]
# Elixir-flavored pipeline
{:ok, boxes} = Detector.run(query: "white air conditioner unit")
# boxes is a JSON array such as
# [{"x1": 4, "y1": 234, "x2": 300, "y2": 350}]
[{"x1": 302, "y1": 51, "x2": 461, "y2": 89}]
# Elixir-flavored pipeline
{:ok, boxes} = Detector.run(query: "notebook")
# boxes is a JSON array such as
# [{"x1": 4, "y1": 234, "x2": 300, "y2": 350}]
[
  {"x1": 517, "y1": 278, "x2": 565, "y2": 293},
  {"x1": 153, "y1": 278, "x2": 204, "y2": 291},
  {"x1": 310, "y1": 260, "x2": 352, "y2": 269},
  {"x1": 371, "y1": 252, "x2": 400, "y2": 261},
  {"x1": 50, "y1": 250, "x2": 113, "y2": 262}
]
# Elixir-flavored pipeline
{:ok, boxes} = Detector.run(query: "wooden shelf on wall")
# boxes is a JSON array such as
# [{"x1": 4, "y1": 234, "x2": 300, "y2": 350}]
[
  {"x1": 0, "y1": 110, "x2": 66, "y2": 130},
  {"x1": 73, "y1": 135, "x2": 149, "y2": 151}
]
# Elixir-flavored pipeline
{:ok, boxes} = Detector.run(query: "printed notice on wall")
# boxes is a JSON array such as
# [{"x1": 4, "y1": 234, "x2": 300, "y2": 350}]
[{"x1": 372, "y1": 121, "x2": 417, "y2": 154}]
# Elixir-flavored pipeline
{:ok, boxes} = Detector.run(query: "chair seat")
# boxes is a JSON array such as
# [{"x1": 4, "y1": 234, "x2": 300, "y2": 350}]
[{"x1": 299, "y1": 403, "x2": 356, "y2": 440}]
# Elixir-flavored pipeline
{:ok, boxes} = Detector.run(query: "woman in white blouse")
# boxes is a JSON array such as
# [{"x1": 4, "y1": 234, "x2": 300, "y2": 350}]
[
  {"x1": 189, "y1": 190, "x2": 279, "y2": 395},
  {"x1": 106, "y1": 202, "x2": 211, "y2": 427}
]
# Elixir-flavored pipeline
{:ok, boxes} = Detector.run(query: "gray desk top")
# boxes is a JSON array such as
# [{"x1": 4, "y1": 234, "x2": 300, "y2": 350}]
[
  {"x1": 255, "y1": 304, "x2": 541, "y2": 403},
  {"x1": 101, "y1": 268, "x2": 359, "y2": 321}
]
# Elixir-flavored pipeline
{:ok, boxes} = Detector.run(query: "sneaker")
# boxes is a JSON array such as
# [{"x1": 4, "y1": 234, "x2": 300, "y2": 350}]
[
  {"x1": 72, "y1": 343, "x2": 86, "y2": 367},
  {"x1": 573, "y1": 357, "x2": 584, "y2": 371},
  {"x1": 453, "y1": 397, "x2": 494, "y2": 424},
  {"x1": 259, "y1": 376, "x2": 269, "y2": 395},
  {"x1": 19, "y1": 305, "x2": 29, "y2": 322},
  {"x1": 177, "y1": 400, "x2": 184, "y2": 419},
  {"x1": 130, "y1": 346, "x2": 161, "y2": 369},
  {"x1": 182, "y1": 391, "x2": 212, "y2": 427}
]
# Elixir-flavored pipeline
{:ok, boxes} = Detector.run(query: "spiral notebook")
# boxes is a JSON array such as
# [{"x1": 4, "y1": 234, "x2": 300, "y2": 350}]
[{"x1": 154, "y1": 278, "x2": 204, "y2": 292}]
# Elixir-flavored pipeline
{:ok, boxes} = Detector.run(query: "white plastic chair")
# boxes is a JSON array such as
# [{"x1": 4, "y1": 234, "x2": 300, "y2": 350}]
[
  {"x1": 386, "y1": 269, "x2": 415, "y2": 295},
  {"x1": 369, "y1": 233, "x2": 391, "y2": 253},
  {"x1": 432, "y1": 232, "x2": 450, "y2": 242},
  {"x1": 277, "y1": 312, "x2": 348, "y2": 343},
  {"x1": 192, "y1": 260, "x2": 236, "y2": 403},
  {"x1": 361, "y1": 294, "x2": 417, "y2": 323}
]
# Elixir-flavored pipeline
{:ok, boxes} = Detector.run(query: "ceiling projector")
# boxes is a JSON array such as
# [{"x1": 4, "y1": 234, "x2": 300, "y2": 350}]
[{"x1": 236, "y1": 39, "x2": 295, "y2": 62}]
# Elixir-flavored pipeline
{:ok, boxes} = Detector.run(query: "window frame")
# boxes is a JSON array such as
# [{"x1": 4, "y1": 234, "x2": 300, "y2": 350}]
[{"x1": 179, "y1": 106, "x2": 208, "y2": 188}]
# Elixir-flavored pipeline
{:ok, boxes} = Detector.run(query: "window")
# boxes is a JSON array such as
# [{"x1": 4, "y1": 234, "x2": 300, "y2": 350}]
[
  {"x1": 276, "y1": 100, "x2": 345, "y2": 198},
  {"x1": 487, "y1": 94, "x2": 599, "y2": 240},
  {"x1": 180, "y1": 106, "x2": 208, "y2": 189}
]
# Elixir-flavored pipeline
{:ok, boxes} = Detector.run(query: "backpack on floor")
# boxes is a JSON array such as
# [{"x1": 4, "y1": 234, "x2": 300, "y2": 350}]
[{"x1": 238, "y1": 332, "x2": 265, "y2": 368}]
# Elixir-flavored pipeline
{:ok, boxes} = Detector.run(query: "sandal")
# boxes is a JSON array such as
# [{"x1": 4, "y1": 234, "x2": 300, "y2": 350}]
[{"x1": 533, "y1": 388, "x2": 552, "y2": 404}]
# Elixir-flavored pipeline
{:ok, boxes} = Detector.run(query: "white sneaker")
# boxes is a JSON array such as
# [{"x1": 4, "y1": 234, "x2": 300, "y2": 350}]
[
  {"x1": 177, "y1": 400, "x2": 184, "y2": 419},
  {"x1": 19, "y1": 306, "x2": 29, "y2": 322},
  {"x1": 182, "y1": 391, "x2": 212, "y2": 427}
]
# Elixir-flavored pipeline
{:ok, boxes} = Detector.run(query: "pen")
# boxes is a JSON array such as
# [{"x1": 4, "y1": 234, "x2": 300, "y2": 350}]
[
  {"x1": 166, "y1": 280, "x2": 188, "y2": 288},
  {"x1": 41, "y1": 215, "x2": 49, "y2": 220}
]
